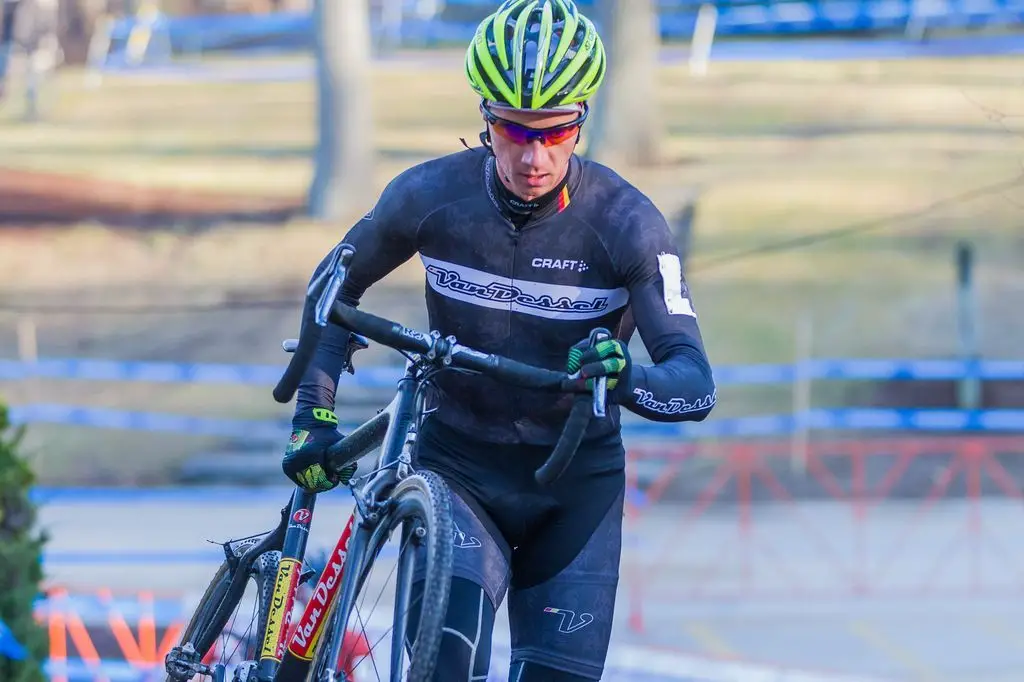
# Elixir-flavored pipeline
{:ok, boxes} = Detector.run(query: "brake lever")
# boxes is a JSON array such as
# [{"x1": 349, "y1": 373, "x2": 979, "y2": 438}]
[
  {"x1": 282, "y1": 333, "x2": 369, "y2": 375},
  {"x1": 588, "y1": 328, "x2": 611, "y2": 419},
  {"x1": 343, "y1": 333, "x2": 369, "y2": 375},
  {"x1": 313, "y1": 245, "x2": 356, "y2": 327}
]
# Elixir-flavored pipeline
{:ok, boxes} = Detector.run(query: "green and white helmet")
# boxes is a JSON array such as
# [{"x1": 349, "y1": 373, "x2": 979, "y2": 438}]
[{"x1": 465, "y1": 0, "x2": 607, "y2": 110}]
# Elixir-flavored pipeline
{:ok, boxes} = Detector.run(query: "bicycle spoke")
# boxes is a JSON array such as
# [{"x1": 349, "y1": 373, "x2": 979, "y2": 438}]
[
  {"x1": 225, "y1": 606, "x2": 258, "y2": 664},
  {"x1": 349, "y1": 525, "x2": 424, "y2": 681},
  {"x1": 352, "y1": 603, "x2": 384, "y2": 682},
  {"x1": 351, "y1": 591, "x2": 424, "y2": 680},
  {"x1": 358, "y1": 529, "x2": 405, "y2": 622},
  {"x1": 217, "y1": 587, "x2": 259, "y2": 668},
  {"x1": 350, "y1": 528, "x2": 425, "y2": 679},
  {"x1": 351, "y1": 531, "x2": 408, "y2": 680},
  {"x1": 217, "y1": 600, "x2": 244, "y2": 665}
]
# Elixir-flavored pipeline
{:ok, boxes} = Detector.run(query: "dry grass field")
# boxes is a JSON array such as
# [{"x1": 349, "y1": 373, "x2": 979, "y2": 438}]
[{"x1": 2, "y1": 51, "x2": 1022, "y2": 482}]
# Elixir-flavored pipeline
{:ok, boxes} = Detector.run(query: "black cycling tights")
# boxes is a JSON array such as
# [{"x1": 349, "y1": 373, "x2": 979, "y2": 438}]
[
  {"x1": 408, "y1": 578, "x2": 593, "y2": 682},
  {"x1": 507, "y1": 661, "x2": 592, "y2": 682}
]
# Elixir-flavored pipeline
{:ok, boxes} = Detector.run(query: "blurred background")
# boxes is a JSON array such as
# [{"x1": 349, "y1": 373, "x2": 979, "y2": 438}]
[{"x1": 1, "y1": 0, "x2": 1024, "y2": 680}]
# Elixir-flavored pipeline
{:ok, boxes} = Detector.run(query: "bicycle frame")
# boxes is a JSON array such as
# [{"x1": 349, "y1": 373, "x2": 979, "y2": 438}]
[{"x1": 256, "y1": 357, "x2": 428, "y2": 682}]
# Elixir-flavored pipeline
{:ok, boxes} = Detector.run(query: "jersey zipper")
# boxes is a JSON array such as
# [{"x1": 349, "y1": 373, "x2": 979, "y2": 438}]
[
  {"x1": 506, "y1": 226, "x2": 520, "y2": 354},
  {"x1": 507, "y1": 227, "x2": 522, "y2": 430}
]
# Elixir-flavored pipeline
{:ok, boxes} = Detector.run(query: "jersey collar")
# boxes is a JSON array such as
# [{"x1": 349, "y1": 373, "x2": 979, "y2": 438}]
[{"x1": 484, "y1": 155, "x2": 582, "y2": 229}]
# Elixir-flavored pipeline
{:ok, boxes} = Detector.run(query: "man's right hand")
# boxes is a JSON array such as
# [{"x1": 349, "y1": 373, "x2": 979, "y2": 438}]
[{"x1": 282, "y1": 408, "x2": 356, "y2": 492}]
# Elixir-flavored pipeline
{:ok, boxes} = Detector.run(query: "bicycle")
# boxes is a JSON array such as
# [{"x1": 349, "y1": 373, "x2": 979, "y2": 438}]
[{"x1": 163, "y1": 244, "x2": 610, "y2": 682}]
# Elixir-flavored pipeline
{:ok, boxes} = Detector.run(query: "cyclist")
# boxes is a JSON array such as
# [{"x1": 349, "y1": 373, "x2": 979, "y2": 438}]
[{"x1": 283, "y1": 1, "x2": 716, "y2": 679}]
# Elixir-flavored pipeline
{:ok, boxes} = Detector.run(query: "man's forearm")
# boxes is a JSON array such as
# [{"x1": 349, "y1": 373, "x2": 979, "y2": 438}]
[
  {"x1": 294, "y1": 322, "x2": 352, "y2": 426},
  {"x1": 618, "y1": 346, "x2": 716, "y2": 423}
]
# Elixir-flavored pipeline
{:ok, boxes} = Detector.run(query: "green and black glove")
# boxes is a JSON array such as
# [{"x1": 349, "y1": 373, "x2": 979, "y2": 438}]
[
  {"x1": 282, "y1": 408, "x2": 357, "y2": 493},
  {"x1": 566, "y1": 337, "x2": 631, "y2": 393}
]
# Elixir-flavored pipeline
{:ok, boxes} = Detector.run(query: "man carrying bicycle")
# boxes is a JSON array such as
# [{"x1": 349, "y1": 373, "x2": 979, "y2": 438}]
[{"x1": 282, "y1": 1, "x2": 716, "y2": 679}]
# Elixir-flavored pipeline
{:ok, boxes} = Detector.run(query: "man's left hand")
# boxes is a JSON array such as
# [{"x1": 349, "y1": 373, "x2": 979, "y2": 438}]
[{"x1": 566, "y1": 337, "x2": 631, "y2": 392}]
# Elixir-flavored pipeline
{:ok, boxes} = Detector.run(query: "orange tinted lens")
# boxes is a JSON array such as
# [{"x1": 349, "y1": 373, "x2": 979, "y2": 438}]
[
  {"x1": 542, "y1": 126, "x2": 580, "y2": 146},
  {"x1": 490, "y1": 121, "x2": 525, "y2": 144},
  {"x1": 492, "y1": 120, "x2": 579, "y2": 147}
]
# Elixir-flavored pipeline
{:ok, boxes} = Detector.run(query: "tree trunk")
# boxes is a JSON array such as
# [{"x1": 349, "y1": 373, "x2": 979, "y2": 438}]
[
  {"x1": 0, "y1": 2, "x2": 19, "y2": 98},
  {"x1": 307, "y1": 0, "x2": 375, "y2": 220},
  {"x1": 57, "y1": 0, "x2": 106, "y2": 65},
  {"x1": 585, "y1": 0, "x2": 663, "y2": 168}
]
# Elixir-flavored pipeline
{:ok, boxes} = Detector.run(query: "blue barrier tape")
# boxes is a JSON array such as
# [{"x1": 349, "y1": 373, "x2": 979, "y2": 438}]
[
  {"x1": 29, "y1": 485, "x2": 302, "y2": 504},
  {"x1": 9, "y1": 404, "x2": 1024, "y2": 440},
  {"x1": 6, "y1": 404, "x2": 299, "y2": 441},
  {"x1": 0, "y1": 358, "x2": 285, "y2": 385},
  {"x1": 42, "y1": 546, "x2": 398, "y2": 569},
  {"x1": 101, "y1": 0, "x2": 1024, "y2": 51},
  {"x1": 31, "y1": 487, "x2": 658, "y2": 513},
  {"x1": 94, "y1": 33, "x2": 1024, "y2": 84},
  {"x1": 45, "y1": 659, "x2": 147, "y2": 682},
  {"x1": 2, "y1": 357, "x2": 1021, "y2": 387},
  {"x1": 43, "y1": 549, "x2": 244, "y2": 566}
]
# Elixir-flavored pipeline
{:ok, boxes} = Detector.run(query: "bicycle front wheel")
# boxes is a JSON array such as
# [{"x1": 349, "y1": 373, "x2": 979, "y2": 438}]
[{"x1": 314, "y1": 470, "x2": 454, "y2": 682}]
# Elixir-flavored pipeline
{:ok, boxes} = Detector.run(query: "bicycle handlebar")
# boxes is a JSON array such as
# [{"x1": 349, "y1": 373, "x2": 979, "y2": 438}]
[
  {"x1": 274, "y1": 244, "x2": 610, "y2": 486},
  {"x1": 272, "y1": 297, "x2": 324, "y2": 404}
]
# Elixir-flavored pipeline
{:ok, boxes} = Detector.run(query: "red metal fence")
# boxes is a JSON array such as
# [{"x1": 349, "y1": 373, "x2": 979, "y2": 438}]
[{"x1": 622, "y1": 436, "x2": 1024, "y2": 632}]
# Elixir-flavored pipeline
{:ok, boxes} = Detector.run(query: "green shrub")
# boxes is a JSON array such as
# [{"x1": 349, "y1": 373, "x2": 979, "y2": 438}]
[{"x1": 0, "y1": 404, "x2": 47, "y2": 682}]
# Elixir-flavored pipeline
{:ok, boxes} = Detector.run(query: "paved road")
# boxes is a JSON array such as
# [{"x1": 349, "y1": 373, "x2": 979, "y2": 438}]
[{"x1": 37, "y1": 487, "x2": 1024, "y2": 681}]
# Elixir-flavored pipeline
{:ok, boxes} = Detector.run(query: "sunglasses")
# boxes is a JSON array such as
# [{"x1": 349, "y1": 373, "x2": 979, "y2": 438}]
[{"x1": 481, "y1": 101, "x2": 589, "y2": 147}]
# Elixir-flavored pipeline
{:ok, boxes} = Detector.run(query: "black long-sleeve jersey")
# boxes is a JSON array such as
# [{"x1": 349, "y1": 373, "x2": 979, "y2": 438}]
[{"x1": 296, "y1": 148, "x2": 716, "y2": 445}]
